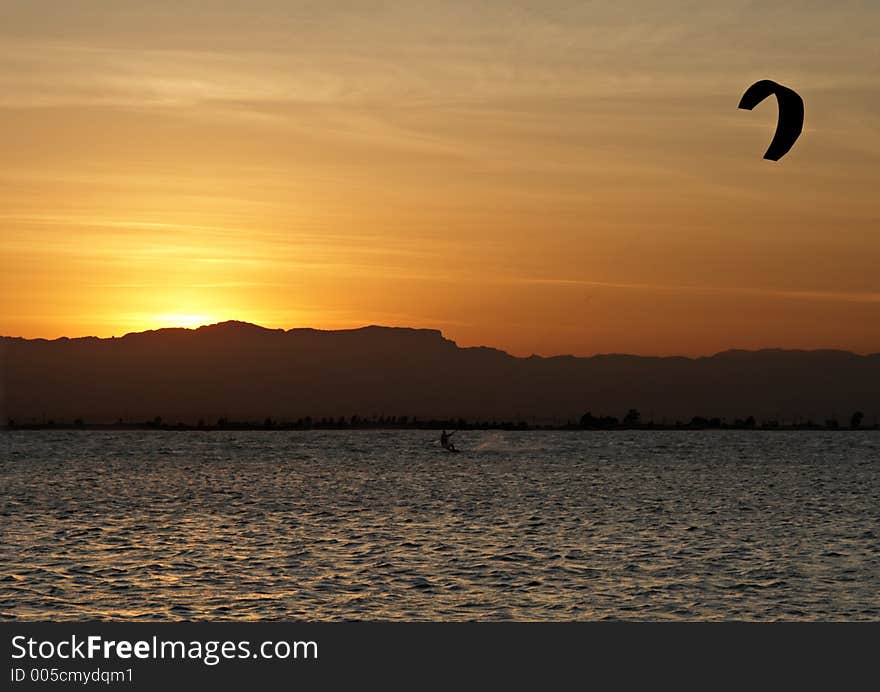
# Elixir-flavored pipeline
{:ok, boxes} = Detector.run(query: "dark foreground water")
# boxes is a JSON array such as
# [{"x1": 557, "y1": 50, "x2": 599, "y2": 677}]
[{"x1": 1, "y1": 430, "x2": 878, "y2": 621}]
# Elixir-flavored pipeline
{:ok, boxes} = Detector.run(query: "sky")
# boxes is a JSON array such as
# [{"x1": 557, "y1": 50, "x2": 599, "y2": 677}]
[{"x1": 1, "y1": 1, "x2": 879, "y2": 356}]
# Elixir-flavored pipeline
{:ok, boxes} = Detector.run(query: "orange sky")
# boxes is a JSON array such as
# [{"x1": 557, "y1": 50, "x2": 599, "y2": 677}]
[{"x1": 2, "y1": 2, "x2": 879, "y2": 356}]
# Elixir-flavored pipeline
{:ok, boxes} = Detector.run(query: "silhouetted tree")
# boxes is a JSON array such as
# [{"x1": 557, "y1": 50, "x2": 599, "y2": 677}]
[
  {"x1": 580, "y1": 411, "x2": 619, "y2": 429},
  {"x1": 850, "y1": 411, "x2": 864, "y2": 429},
  {"x1": 623, "y1": 409, "x2": 641, "y2": 426}
]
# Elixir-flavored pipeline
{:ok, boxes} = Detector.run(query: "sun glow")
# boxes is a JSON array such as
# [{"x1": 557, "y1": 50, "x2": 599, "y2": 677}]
[{"x1": 151, "y1": 313, "x2": 219, "y2": 329}]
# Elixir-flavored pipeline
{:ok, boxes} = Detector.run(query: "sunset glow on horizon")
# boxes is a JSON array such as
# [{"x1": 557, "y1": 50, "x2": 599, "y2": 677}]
[{"x1": 2, "y1": 2, "x2": 880, "y2": 356}]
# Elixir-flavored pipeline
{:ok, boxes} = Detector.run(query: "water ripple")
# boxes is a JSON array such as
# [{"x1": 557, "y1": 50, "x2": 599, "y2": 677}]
[{"x1": 1, "y1": 430, "x2": 878, "y2": 621}]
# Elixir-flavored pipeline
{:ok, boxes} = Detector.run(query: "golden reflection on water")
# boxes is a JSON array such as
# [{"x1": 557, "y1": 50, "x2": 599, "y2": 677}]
[{"x1": 1, "y1": 430, "x2": 878, "y2": 621}]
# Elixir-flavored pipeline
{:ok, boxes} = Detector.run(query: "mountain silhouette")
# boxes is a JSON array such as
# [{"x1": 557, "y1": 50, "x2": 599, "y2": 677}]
[{"x1": 1, "y1": 321, "x2": 878, "y2": 425}]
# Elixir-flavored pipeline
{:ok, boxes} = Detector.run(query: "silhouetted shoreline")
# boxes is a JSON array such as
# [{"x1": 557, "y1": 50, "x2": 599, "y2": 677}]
[{"x1": 4, "y1": 413, "x2": 876, "y2": 432}]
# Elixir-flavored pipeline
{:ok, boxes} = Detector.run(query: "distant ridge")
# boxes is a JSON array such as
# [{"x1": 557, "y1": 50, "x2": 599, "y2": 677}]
[{"x1": 1, "y1": 321, "x2": 878, "y2": 425}]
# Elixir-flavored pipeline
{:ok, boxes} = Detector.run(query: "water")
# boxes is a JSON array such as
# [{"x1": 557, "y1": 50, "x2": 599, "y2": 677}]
[{"x1": 1, "y1": 430, "x2": 878, "y2": 621}]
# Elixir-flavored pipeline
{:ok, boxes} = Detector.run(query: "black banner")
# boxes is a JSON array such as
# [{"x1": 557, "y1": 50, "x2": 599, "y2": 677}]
[{"x1": 1, "y1": 622, "x2": 874, "y2": 690}]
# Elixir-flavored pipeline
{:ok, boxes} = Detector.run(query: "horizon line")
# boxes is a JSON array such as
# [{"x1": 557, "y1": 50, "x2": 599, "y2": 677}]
[{"x1": 2, "y1": 319, "x2": 878, "y2": 361}]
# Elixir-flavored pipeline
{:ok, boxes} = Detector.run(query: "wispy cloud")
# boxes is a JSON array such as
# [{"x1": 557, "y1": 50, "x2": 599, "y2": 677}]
[{"x1": 518, "y1": 277, "x2": 880, "y2": 304}]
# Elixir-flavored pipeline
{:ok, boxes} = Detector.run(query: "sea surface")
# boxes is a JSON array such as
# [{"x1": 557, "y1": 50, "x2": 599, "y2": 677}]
[{"x1": 1, "y1": 430, "x2": 878, "y2": 621}]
